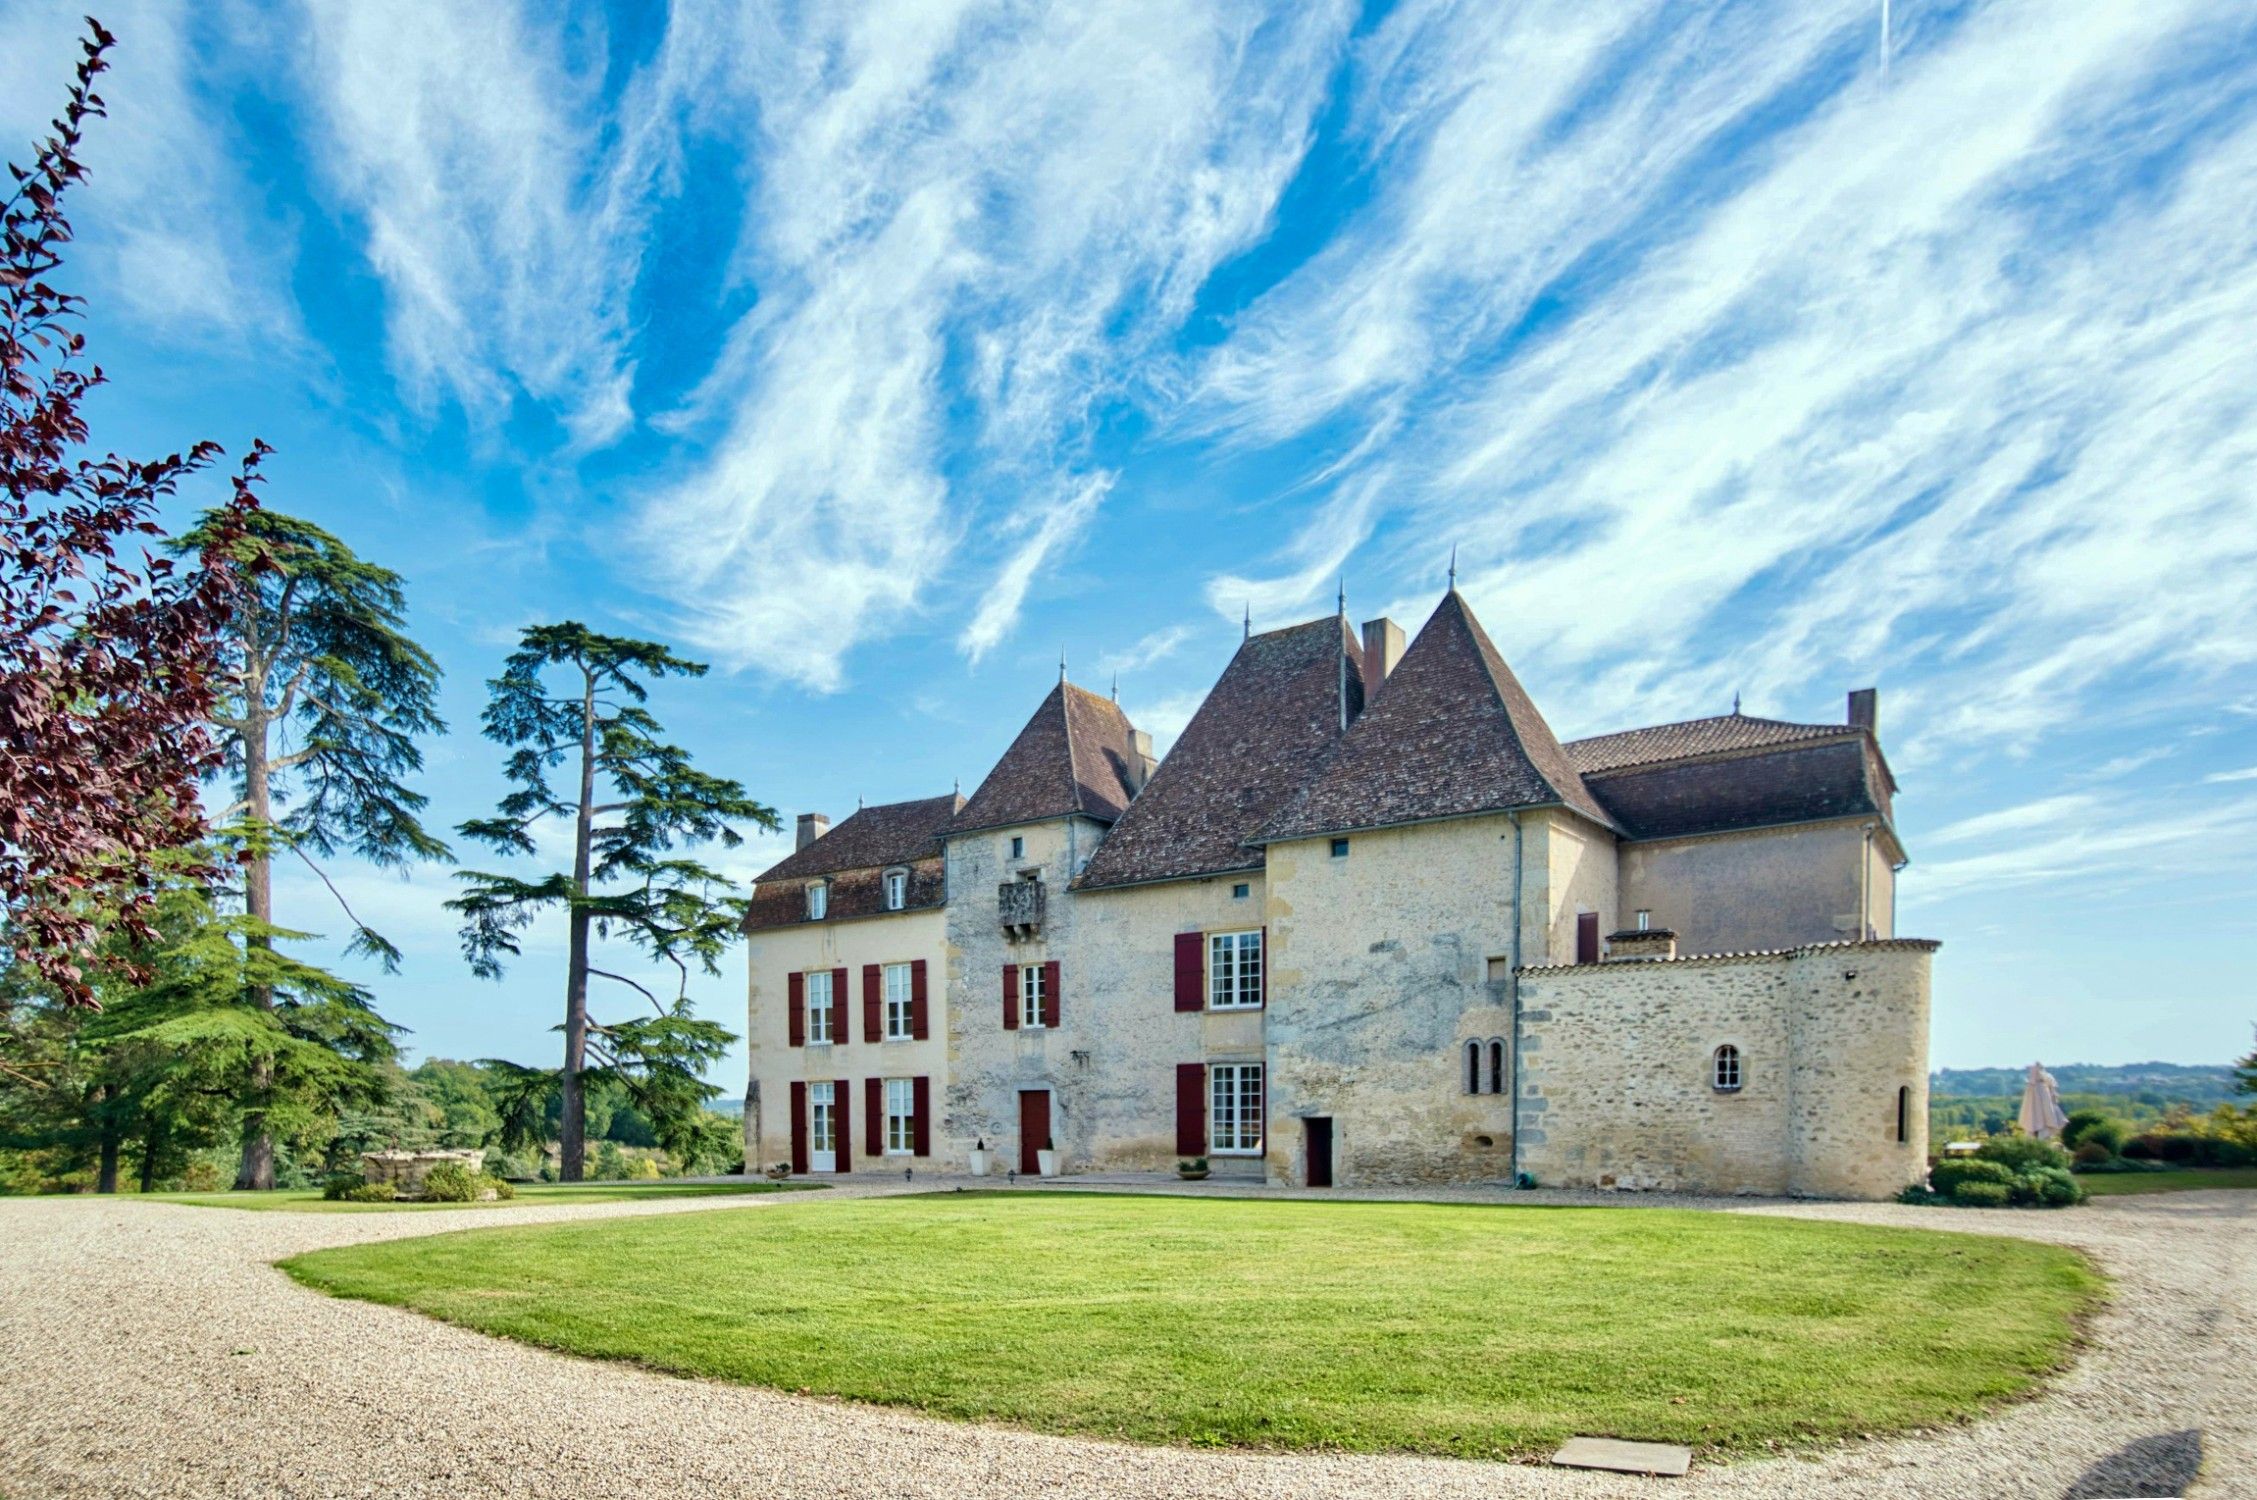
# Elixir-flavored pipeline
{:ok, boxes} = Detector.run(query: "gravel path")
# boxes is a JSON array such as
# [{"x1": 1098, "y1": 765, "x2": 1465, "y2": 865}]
[{"x1": 0, "y1": 1180, "x2": 2246, "y2": 1499}]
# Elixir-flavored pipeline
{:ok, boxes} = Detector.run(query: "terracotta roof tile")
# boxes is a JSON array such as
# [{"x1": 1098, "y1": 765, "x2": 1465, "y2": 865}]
[
  {"x1": 753, "y1": 793, "x2": 963, "y2": 882},
  {"x1": 1566, "y1": 713, "x2": 1855, "y2": 775},
  {"x1": 947, "y1": 681, "x2": 1141, "y2": 835},
  {"x1": 1076, "y1": 617, "x2": 1363, "y2": 890},
  {"x1": 1258, "y1": 592, "x2": 1613, "y2": 842}
]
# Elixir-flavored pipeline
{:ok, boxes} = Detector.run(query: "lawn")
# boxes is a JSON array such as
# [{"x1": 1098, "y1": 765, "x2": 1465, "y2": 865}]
[
  {"x1": 282, "y1": 1192, "x2": 2099, "y2": 1459},
  {"x1": 151, "y1": 1180, "x2": 810, "y2": 1213},
  {"x1": 2077, "y1": 1166, "x2": 2257, "y2": 1196}
]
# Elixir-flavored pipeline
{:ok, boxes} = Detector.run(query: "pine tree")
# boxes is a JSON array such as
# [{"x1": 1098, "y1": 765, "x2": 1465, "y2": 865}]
[{"x1": 450, "y1": 624, "x2": 774, "y2": 1180}]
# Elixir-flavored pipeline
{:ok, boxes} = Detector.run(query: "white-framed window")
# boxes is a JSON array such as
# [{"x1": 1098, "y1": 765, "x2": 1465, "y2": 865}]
[
  {"x1": 1019, "y1": 962, "x2": 1047, "y2": 1029},
  {"x1": 1712, "y1": 1044, "x2": 1742, "y2": 1093},
  {"x1": 805, "y1": 881, "x2": 828, "y2": 920},
  {"x1": 885, "y1": 1077, "x2": 915, "y2": 1154},
  {"x1": 809, "y1": 1081, "x2": 836, "y2": 1152},
  {"x1": 805, "y1": 969, "x2": 834, "y2": 1044},
  {"x1": 884, "y1": 962, "x2": 914, "y2": 1040},
  {"x1": 1210, "y1": 1063, "x2": 1263, "y2": 1154},
  {"x1": 883, "y1": 869, "x2": 908, "y2": 910},
  {"x1": 1208, "y1": 930, "x2": 1262, "y2": 1009}
]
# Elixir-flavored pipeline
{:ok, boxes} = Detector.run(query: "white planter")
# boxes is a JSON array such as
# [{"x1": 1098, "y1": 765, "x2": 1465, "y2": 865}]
[
  {"x1": 968, "y1": 1148, "x2": 991, "y2": 1177},
  {"x1": 1036, "y1": 1149, "x2": 1059, "y2": 1178}
]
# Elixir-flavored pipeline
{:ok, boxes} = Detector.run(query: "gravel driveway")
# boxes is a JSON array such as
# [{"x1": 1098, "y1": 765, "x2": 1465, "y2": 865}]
[{"x1": 0, "y1": 1180, "x2": 2245, "y2": 1499}]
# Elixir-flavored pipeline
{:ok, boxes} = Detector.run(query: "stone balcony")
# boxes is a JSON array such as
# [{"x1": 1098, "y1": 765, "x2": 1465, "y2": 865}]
[{"x1": 998, "y1": 877, "x2": 1044, "y2": 939}]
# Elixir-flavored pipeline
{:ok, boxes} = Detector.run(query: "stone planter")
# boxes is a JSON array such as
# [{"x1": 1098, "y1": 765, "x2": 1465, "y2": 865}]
[
  {"x1": 1036, "y1": 1149, "x2": 1059, "y2": 1178},
  {"x1": 1177, "y1": 1167, "x2": 1209, "y2": 1181},
  {"x1": 968, "y1": 1147, "x2": 991, "y2": 1177}
]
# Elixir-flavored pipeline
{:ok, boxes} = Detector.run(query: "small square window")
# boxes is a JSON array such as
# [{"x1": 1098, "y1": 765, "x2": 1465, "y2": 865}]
[
  {"x1": 1330, "y1": 837, "x2": 1350, "y2": 858},
  {"x1": 1009, "y1": 835, "x2": 1025, "y2": 859},
  {"x1": 1231, "y1": 882, "x2": 1250, "y2": 899}
]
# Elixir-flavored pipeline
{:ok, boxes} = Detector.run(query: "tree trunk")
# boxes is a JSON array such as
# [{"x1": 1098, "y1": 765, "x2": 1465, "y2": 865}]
[
  {"x1": 94, "y1": 1084, "x2": 120, "y2": 1194},
  {"x1": 559, "y1": 667, "x2": 599, "y2": 1183},
  {"x1": 138, "y1": 1113, "x2": 164, "y2": 1194},
  {"x1": 233, "y1": 614, "x2": 278, "y2": 1192}
]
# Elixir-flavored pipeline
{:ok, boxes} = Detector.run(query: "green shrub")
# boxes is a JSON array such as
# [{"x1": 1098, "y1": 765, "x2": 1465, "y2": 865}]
[
  {"x1": 2024, "y1": 1167, "x2": 2084, "y2": 1207},
  {"x1": 1894, "y1": 1182, "x2": 1937, "y2": 1206},
  {"x1": 482, "y1": 1174, "x2": 515, "y2": 1200},
  {"x1": 420, "y1": 1162, "x2": 480, "y2": 1202},
  {"x1": 339, "y1": 1182, "x2": 396, "y2": 1202},
  {"x1": 2070, "y1": 1141, "x2": 2113, "y2": 1168},
  {"x1": 1975, "y1": 1135, "x2": 2071, "y2": 1173},
  {"x1": 1952, "y1": 1181, "x2": 2012, "y2": 1208},
  {"x1": 2074, "y1": 1155, "x2": 2165, "y2": 1175},
  {"x1": 1931, "y1": 1157, "x2": 2014, "y2": 1196},
  {"x1": 2061, "y1": 1112, "x2": 2125, "y2": 1156},
  {"x1": 320, "y1": 1174, "x2": 366, "y2": 1201}
]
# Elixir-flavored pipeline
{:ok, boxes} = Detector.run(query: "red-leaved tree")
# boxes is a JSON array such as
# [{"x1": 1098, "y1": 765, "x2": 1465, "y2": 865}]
[{"x1": 1, "y1": 19, "x2": 259, "y2": 1006}]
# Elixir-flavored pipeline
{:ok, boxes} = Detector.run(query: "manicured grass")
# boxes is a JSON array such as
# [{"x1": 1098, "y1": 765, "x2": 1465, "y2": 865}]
[
  {"x1": 151, "y1": 1180, "x2": 810, "y2": 1213},
  {"x1": 2077, "y1": 1166, "x2": 2257, "y2": 1196},
  {"x1": 282, "y1": 1192, "x2": 2099, "y2": 1459}
]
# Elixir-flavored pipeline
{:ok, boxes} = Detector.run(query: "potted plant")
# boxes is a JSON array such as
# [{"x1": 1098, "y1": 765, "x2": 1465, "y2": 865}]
[
  {"x1": 1036, "y1": 1136, "x2": 1059, "y2": 1177},
  {"x1": 1177, "y1": 1156, "x2": 1209, "y2": 1181},
  {"x1": 968, "y1": 1138, "x2": 991, "y2": 1177},
  {"x1": 763, "y1": 1161, "x2": 793, "y2": 1183}
]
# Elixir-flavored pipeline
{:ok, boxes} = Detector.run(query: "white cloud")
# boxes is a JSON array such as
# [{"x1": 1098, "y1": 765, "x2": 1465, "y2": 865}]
[
  {"x1": 959, "y1": 474, "x2": 1111, "y2": 664},
  {"x1": 1099, "y1": 624, "x2": 1195, "y2": 679},
  {"x1": 1925, "y1": 794, "x2": 2099, "y2": 847},
  {"x1": 2206, "y1": 767, "x2": 2257, "y2": 785},
  {"x1": 1906, "y1": 796, "x2": 2257, "y2": 904}
]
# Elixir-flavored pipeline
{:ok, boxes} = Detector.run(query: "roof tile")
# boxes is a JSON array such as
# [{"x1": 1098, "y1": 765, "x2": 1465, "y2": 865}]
[{"x1": 947, "y1": 682, "x2": 1141, "y2": 835}]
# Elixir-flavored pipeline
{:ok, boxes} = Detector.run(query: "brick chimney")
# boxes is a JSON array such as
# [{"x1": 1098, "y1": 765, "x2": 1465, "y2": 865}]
[
  {"x1": 1847, "y1": 688, "x2": 1877, "y2": 735},
  {"x1": 1126, "y1": 728, "x2": 1158, "y2": 796},
  {"x1": 1361, "y1": 617, "x2": 1405, "y2": 690},
  {"x1": 795, "y1": 812, "x2": 830, "y2": 850}
]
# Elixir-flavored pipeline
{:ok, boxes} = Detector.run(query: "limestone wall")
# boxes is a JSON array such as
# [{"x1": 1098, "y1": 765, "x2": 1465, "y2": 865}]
[
  {"x1": 1616, "y1": 818, "x2": 1888, "y2": 954},
  {"x1": 742, "y1": 903, "x2": 948, "y2": 1175},
  {"x1": 1516, "y1": 938, "x2": 1935, "y2": 1199}
]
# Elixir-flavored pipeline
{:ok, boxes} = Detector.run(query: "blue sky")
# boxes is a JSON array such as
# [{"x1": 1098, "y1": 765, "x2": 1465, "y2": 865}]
[{"x1": 5, "y1": 0, "x2": 2253, "y2": 1086}]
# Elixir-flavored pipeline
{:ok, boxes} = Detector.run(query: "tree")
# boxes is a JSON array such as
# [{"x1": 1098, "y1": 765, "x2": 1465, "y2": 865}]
[
  {"x1": 1, "y1": 21, "x2": 259, "y2": 1007},
  {"x1": 180, "y1": 506, "x2": 448, "y2": 1189},
  {"x1": 449, "y1": 624, "x2": 772, "y2": 1179},
  {"x1": 2236, "y1": 1030, "x2": 2255, "y2": 1099}
]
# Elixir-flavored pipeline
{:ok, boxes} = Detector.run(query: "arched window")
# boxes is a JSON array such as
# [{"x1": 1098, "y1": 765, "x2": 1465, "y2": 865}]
[
  {"x1": 805, "y1": 881, "x2": 828, "y2": 920},
  {"x1": 1488, "y1": 1040, "x2": 1507, "y2": 1095},
  {"x1": 1464, "y1": 1040, "x2": 1481, "y2": 1094},
  {"x1": 1895, "y1": 1085, "x2": 1911, "y2": 1143},
  {"x1": 1712, "y1": 1044, "x2": 1742, "y2": 1093}
]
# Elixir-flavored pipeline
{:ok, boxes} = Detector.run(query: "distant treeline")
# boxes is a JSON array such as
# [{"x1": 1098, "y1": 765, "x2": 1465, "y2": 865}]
[{"x1": 1932, "y1": 1062, "x2": 2236, "y2": 1105}]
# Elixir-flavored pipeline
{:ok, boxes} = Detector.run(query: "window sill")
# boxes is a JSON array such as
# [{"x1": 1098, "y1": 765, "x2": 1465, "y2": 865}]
[
  {"x1": 1206, "y1": 1003, "x2": 1263, "y2": 1013},
  {"x1": 1209, "y1": 1147, "x2": 1264, "y2": 1157}
]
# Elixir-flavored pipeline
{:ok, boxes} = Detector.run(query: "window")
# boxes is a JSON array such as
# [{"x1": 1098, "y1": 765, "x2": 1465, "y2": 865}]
[
  {"x1": 1231, "y1": 882, "x2": 1250, "y2": 899},
  {"x1": 884, "y1": 962, "x2": 914, "y2": 1040},
  {"x1": 885, "y1": 1078, "x2": 915, "y2": 1154},
  {"x1": 1008, "y1": 835, "x2": 1025, "y2": 859},
  {"x1": 1207, "y1": 930, "x2": 1263, "y2": 1009},
  {"x1": 1018, "y1": 962, "x2": 1047, "y2": 1028},
  {"x1": 1712, "y1": 1044, "x2": 1741, "y2": 1093},
  {"x1": 1488, "y1": 1040, "x2": 1506, "y2": 1095},
  {"x1": 1895, "y1": 1085, "x2": 1911, "y2": 1143},
  {"x1": 805, "y1": 969, "x2": 834, "y2": 1044},
  {"x1": 1464, "y1": 1039, "x2": 1481, "y2": 1094},
  {"x1": 809, "y1": 1081, "x2": 835, "y2": 1153},
  {"x1": 883, "y1": 869, "x2": 907, "y2": 911},
  {"x1": 1210, "y1": 1063, "x2": 1263, "y2": 1154},
  {"x1": 805, "y1": 881, "x2": 828, "y2": 920},
  {"x1": 1330, "y1": 837, "x2": 1350, "y2": 858},
  {"x1": 1635, "y1": 908, "x2": 1652, "y2": 931}
]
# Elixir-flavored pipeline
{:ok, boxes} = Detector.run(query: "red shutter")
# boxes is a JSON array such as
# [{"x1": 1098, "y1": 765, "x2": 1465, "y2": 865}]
[
  {"x1": 1257, "y1": 925, "x2": 1267, "y2": 1008},
  {"x1": 787, "y1": 971, "x2": 805, "y2": 1047},
  {"x1": 831, "y1": 968, "x2": 848, "y2": 1024},
  {"x1": 1175, "y1": 1063, "x2": 1206, "y2": 1156},
  {"x1": 789, "y1": 1080, "x2": 808, "y2": 1174},
  {"x1": 1173, "y1": 932, "x2": 1204, "y2": 1012},
  {"x1": 1576, "y1": 911, "x2": 1600, "y2": 965},
  {"x1": 862, "y1": 964, "x2": 882, "y2": 1043},
  {"x1": 911, "y1": 959, "x2": 929, "y2": 1040},
  {"x1": 1002, "y1": 963, "x2": 1019, "y2": 1029},
  {"x1": 865, "y1": 1077, "x2": 883, "y2": 1157},
  {"x1": 1042, "y1": 960, "x2": 1061, "y2": 1028},
  {"x1": 833, "y1": 1078, "x2": 852, "y2": 1172},
  {"x1": 912, "y1": 1075, "x2": 931, "y2": 1157}
]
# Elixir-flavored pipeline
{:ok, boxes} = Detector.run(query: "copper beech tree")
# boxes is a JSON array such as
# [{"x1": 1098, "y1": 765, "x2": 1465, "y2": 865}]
[{"x1": 0, "y1": 21, "x2": 258, "y2": 1008}]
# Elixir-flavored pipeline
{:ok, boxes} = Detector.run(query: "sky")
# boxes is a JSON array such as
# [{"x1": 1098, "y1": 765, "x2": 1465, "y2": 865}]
[{"x1": 4, "y1": 0, "x2": 2253, "y2": 1087}]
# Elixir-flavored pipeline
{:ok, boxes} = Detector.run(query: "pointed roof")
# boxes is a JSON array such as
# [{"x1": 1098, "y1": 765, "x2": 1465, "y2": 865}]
[
  {"x1": 1076, "y1": 616, "x2": 1365, "y2": 890},
  {"x1": 1257, "y1": 591, "x2": 1614, "y2": 843},
  {"x1": 754, "y1": 793, "x2": 964, "y2": 882},
  {"x1": 947, "y1": 681, "x2": 1142, "y2": 836}
]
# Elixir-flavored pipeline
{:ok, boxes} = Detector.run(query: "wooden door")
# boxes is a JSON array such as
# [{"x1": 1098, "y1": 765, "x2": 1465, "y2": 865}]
[
  {"x1": 1017, "y1": 1090, "x2": 1051, "y2": 1175},
  {"x1": 1304, "y1": 1117, "x2": 1333, "y2": 1188}
]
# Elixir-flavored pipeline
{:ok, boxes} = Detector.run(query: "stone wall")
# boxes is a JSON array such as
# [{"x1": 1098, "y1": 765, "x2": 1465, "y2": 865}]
[
  {"x1": 1615, "y1": 818, "x2": 1892, "y2": 954},
  {"x1": 1516, "y1": 938, "x2": 1935, "y2": 1198},
  {"x1": 362, "y1": 1149, "x2": 484, "y2": 1195}
]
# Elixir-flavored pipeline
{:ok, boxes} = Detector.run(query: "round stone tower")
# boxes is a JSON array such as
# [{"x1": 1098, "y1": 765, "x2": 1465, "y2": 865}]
[{"x1": 1786, "y1": 939, "x2": 1936, "y2": 1199}]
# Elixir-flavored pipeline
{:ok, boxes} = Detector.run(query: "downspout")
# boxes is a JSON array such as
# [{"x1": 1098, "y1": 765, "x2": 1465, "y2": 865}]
[
  {"x1": 1858, "y1": 822, "x2": 1876, "y2": 941},
  {"x1": 1507, "y1": 810, "x2": 1524, "y2": 1188}
]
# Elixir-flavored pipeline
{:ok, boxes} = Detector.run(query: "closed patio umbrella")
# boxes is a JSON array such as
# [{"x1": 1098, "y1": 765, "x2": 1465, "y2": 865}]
[{"x1": 2017, "y1": 1061, "x2": 2069, "y2": 1140}]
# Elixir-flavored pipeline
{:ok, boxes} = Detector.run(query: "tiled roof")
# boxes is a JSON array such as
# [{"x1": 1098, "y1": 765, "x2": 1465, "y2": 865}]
[
  {"x1": 1076, "y1": 617, "x2": 1364, "y2": 890},
  {"x1": 947, "y1": 681, "x2": 1142, "y2": 836},
  {"x1": 1566, "y1": 713, "x2": 1856, "y2": 775},
  {"x1": 741, "y1": 859, "x2": 946, "y2": 932},
  {"x1": 1577, "y1": 737, "x2": 1889, "y2": 841},
  {"x1": 1258, "y1": 592, "x2": 1615, "y2": 843},
  {"x1": 753, "y1": 793, "x2": 963, "y2": 882}
]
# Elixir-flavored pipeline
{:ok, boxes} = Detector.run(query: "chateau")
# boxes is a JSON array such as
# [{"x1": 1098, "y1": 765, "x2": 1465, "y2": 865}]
[{"x1": 740, "y1": 590, "x2": 1934, "y2": 1198}]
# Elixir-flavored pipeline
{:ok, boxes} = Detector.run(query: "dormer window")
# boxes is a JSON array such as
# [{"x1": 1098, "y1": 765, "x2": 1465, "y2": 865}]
[
  {"x1": 883, "y1": 869, "x2": 908, "y2": 911},
  {"x1": 805, "y1": 882, "x2": 828, "y2": 921}
]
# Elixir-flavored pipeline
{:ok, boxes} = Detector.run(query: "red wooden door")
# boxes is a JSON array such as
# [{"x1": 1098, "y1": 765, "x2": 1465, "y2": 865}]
[
  {"x1": 1576, "y1": 911, "x2": 1600, "y2": 964},
  {"x1": 1017, "y1": 1090, "x2": 1051, "y2": 1175}
]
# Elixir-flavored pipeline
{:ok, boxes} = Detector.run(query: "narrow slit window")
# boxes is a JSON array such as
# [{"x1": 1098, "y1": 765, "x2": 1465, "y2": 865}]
[
  {"x1": 1465, "y1": 1039, "x2": 1481, "y2": 1094},
  {"x1": 1488, "y1": 1040, "x2": 1506, "y2": 1095}
]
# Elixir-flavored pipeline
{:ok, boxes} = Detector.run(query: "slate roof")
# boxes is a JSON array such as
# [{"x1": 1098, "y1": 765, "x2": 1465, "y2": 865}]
[
  {"x1": 1257, "y1": 592, "x2": 1615, "y2": 843},
  {"x1": 1577, "y1": 738, "x2": 1888, "y2": 841},
  {"x1": 1566, "y1": 713, "x2": 1857, "y2": 775},
  {"x1": 754, "y1": 793, "x2": 964, "y2": 882},
  {"x1": 1075, "y1": 617, "x2": 1365, "y2": 890},
  {"x1": 946, "y1": 681, "x2": 1142, "y2": 836}
]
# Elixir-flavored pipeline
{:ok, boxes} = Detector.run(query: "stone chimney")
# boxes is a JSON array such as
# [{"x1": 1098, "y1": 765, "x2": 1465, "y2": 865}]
[
  {"x1": 1126, "y1": 728, "x2": 1158, "y2": 796},
  {"x1": 1361, "y1": 617, "x2": 1405, "y2": 690},
  {"x1": 1847, "y1": 688, "x2": 1878, "y2": 735},
  {"x1": 795, "y1": 812, "x2": 830, "y2": 850}
]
